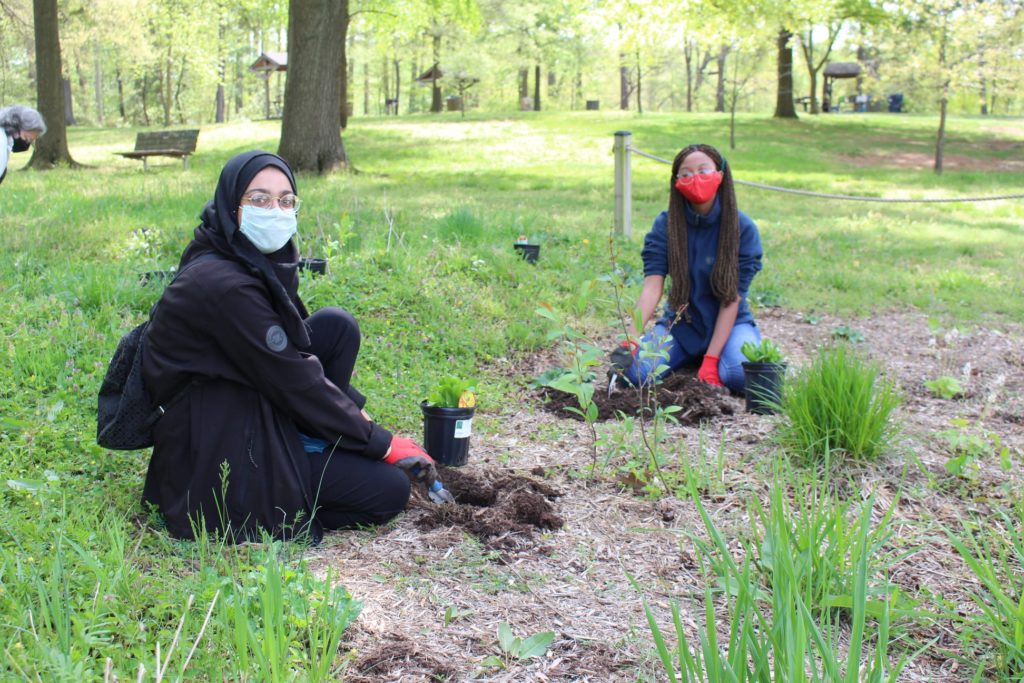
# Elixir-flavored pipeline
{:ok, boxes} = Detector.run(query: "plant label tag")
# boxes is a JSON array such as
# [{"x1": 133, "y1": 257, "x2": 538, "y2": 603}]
[{"x1": 454, "y1": 419, "x2": 472, "y2": 439}]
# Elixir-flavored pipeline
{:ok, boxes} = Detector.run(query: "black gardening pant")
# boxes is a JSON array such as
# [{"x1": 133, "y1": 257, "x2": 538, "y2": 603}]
[{"x1": 304, "y1": 307, "x2": 410, "y2": 529}]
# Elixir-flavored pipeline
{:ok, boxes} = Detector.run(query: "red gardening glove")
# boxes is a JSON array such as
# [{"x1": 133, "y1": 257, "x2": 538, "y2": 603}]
[
  {"x1": 384, "y1": 437, "x2": 437, "y2": 484},
  {"x1": 697, "y1": 354, "x2": 724, "y2": 387}
]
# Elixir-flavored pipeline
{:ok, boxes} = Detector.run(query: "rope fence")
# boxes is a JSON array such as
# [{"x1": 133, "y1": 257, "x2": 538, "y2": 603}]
[{"x1": 613, "y1": 130, "x2": 1024, "y2": 237}]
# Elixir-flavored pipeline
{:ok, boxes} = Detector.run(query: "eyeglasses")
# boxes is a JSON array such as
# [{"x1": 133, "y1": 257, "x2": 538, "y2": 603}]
[
  {"x1": 241, "y1": 192, "x2": 302, "y2": 212},
  {"x1": 677, "y1": 168, "x2": 719, "y2": 179}
]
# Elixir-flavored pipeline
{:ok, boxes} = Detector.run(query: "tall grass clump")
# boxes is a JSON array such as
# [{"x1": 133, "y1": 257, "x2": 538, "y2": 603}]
[
  {"x1": 778, "y1": 345, "x2": 901, "y2": 463},
  {"x1": 434, "y1": 206, "x2": 486, "y2": 243},
  {"x1": 632, "y1": 481, "x2": 912, "y2": 682},
  {"x1": 945, "y1": 508, "x2": 1024, "y2": 681}
]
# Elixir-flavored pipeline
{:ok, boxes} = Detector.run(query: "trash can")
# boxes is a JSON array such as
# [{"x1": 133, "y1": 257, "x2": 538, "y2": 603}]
[
  {"x1": 586, "y1": 100, "x2": 599, "y2": 110},
  {"x1": 887, "y1": 93, "x2": 903, "y2": 113},
  {"x1": 446, "y1": 96, "x2": 463, "y2": 112}
]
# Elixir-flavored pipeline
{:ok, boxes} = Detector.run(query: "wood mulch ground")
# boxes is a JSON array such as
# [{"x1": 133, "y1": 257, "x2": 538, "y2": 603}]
[{"x1": 310, "y1": 308, "x2": 1023, "y2": 681}]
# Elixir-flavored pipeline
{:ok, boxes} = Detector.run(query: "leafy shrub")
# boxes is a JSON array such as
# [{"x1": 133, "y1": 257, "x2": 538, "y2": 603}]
[{"x1": 778, "y1": 345, "x2": 901, "y2": 462}]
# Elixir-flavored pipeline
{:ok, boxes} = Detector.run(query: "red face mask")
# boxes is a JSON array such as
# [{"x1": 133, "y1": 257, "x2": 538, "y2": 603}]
[{"x1": 674, "y1": 171, "x2": 723, "y2": 205}]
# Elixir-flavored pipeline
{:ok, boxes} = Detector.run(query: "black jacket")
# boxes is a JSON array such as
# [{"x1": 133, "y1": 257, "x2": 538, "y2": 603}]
[
  {"x1": 140, "y1": 151, "x2": 391, "y2": 541},
  {"x1": 141, "y1": 254, "x2": 392, "y2": 541}
]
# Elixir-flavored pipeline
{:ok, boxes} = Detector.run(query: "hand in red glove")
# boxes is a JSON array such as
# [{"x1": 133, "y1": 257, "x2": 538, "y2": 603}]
[
  {"x1": 384, "y1": 437, "x2": 437, "y2": 484},
  {"x1": 697, "y1": 354, "x2": 724, "y2": 387}
]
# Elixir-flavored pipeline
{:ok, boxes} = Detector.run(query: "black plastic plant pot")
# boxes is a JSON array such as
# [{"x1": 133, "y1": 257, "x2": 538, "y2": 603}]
[
  {"x1": 513, "y1": 243, "x2": 540, "y2": 264},
  {"x1": 298, "y1": 257, "x2": 327, "y2": 275},
  {"x1": 742, "y1": 362, "x2": 786, "y2": 415},
  {"x1": 420, "y1": 401, "x2": 475, "y2": 466}
]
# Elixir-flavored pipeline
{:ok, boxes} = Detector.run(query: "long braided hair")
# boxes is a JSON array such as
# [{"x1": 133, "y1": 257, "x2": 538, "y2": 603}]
[{"x1": 666, "y1": 143, "x2": 740, "y2": 317}]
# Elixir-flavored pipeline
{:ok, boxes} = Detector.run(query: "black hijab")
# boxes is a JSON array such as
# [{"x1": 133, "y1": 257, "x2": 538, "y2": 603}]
[{"x1": 179, "y1": 150, "x2": 310, "y2": 349}]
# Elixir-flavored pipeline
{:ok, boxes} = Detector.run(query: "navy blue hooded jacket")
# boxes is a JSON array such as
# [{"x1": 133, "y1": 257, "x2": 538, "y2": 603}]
[{"x1": 640, "y1": 196, "x2": 763, "y2": 357}]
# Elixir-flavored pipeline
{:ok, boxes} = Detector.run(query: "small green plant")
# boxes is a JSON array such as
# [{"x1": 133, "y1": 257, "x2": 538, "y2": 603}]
[
  {"x1": 427, "y1": 377, "x2": 477, "y2": 408},
  {"x1": 741, "y1": 338, "x2": 785, "y2": 363},
  {"x1": 925, "y1": 375, "x2": 964, "y2": 400},
  {"x1": 480, "y1": 623, "x2": 555, "y2": 670},
  {"x1": 536, "y1": 296, "x2": 604, "y2": 475},
  {"x1": 777, "y1": 344, "x2": 901, "y2": 463},
  {"x1": 946, "y1": 510, "x2": 1024, "y2": 679},
  {"x1": 939, "y1": 418, "x2": 1013, "y2": 478},
  {"x1": 831, "y1": 325, "x2": 866, "y2": 343}
]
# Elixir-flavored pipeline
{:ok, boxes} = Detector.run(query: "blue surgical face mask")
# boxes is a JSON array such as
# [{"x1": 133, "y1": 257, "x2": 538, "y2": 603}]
[{"x1": 238, "y1": 205, "x2": 297, "y2": 254}]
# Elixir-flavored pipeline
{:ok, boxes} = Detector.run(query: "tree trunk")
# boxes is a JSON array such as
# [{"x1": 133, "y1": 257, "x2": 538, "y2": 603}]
[
  {"x1": 533, "y1": 64, "x2": 541, "y2": 111},
  {"x1": 93, "y1": 40, "x2": 104, "y2": 125},
  {"x1": 409, "y1": 58, "x2": 418, "y2": 113},
  {"x1": 215, "y1": 84, "x2": 225, "y2": 123},
  {"x1": 63, "y1": 78, "x2": 76, "y2": 125},
  {"x1": 619, "y1": 61, "x2": 629, "y2": 110},
  {"x1": 715, "y1": 44, "x2": 728, "y2": 113},
  {"x1": 430, "y1": 33, "x2": 442, "y2": 113},
  {"x1": 116, "y1": 67, "x2": 126, "y2": 121},
  {"x1": 140, "y1": 75, "x2": 151, "y2": 126},
  {"x1": 162, "y1": 51, "x2": 173, "y2": 126},
  {"x1": 235, "y1": 50, "x2": 244, "y2": 115},
  {"x1": 634, "y1": 49, "x2": 642, "y2": 114},
  {"x1": 800, "y1": 31, "x2": 818, "y2": 114},
  {"x1": 340, "y1": 24, "x2": 352, "y2": 128},
  {"x1": 381, "y1": 55, "x2": 390, "y2": 115},
  {"x1": 773, "y1": 29, "x2": 797, "y2": 119},
  {"x1": 394, "y1": 58, "x2": 401, "y2": 115},
  {"x1": 363, "y1": 62, "x2": 369, "y2": 115},
  {"x1": 934, "y1": 95, "x2": 946, "y2": 174},
  {"x1": 29, "y1": 0, "x2": 76, "y2": 168},
  {"x1": 934, "y1": 16, "x2": 948, "y2": 175},
  {"x1": 279, "y1": 0, "x2": 348, "y2": 173},
  {"x1": 684, "y1": 40, "x2": 693, "y2": 112}
]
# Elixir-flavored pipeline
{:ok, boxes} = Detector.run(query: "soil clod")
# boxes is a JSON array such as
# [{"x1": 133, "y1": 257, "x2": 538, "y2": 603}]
[{"x1": 416, "y1": 467, "x2": 564, "y2": 548}]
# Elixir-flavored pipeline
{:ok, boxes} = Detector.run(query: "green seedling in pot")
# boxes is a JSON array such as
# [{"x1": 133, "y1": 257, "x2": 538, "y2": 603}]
[
  {"x1": 427, "y1": 376, "x2": 477, "y2": 408},
  {"x1": 741, "y1": 339, "x2": 785, "y2": 364}
]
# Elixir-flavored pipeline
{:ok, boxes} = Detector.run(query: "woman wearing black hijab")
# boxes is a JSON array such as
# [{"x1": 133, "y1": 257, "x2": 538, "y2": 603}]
[{"x1": 141, "y1": 151, "x2": 434, "y2": 542}]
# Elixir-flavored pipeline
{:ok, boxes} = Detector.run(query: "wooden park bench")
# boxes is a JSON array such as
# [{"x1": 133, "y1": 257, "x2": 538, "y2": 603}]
[{"x1": 117, "y1": 129, "x2": 199, "y2": 171}]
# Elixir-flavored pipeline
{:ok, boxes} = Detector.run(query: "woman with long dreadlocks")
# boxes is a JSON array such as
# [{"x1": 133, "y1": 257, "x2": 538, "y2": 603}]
[{"x1": 623, "y1": 143, "x2": 763, "y2": 394}]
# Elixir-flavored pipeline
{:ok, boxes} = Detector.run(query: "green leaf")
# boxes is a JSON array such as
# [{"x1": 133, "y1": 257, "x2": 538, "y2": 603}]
[
  {"x1": 497, "y1": 622, "x2": 515, "y2": 654},
  {"x1": 518, "y1": 631, "x2": 554, "y2": 659}
]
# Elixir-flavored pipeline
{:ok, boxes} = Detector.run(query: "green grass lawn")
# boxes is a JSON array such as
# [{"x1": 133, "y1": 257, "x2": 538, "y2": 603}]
[{"x1": 0, "y1": 111, "x2": 1020, "y2": 678}]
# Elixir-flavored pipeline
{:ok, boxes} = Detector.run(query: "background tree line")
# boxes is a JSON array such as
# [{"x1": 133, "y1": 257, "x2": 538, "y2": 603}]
[
  {"x1": 3, "y1": 0, "x2": 1020, "y2": 173},
  {"x1": 2, "y1": 0, "x2": 1021, "y2": 125}
]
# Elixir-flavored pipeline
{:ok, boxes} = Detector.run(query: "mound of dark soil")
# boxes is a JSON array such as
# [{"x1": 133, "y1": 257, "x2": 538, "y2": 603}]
[
  {"x1": 415, "y1": 467, "x2": 564, "y2": 548},
  {"x1": 537, "y1": 368, "x2": 739, "y2": 424},
  {"x1": 348, "y1": 633, "x2": 458, "y2": 682}
]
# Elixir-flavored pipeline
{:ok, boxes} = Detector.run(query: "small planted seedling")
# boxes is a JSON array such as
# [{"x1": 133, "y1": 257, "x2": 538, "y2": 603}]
[
  {"x1": 741, "y1": 339, "x2": 786, "y2": 414},
  {"x1": 741, "y1": 339, "x2": 785, "y2": 364},
  {"x1": 427, "y1": 377, "x2": 477, "y2": 408},
  {"x1": 925, "y1": 375, "x2": 964, "y2": 400}
]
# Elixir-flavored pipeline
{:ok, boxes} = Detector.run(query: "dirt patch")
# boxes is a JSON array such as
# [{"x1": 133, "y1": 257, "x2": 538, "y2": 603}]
[
  {"x1": 414, "y1": 467, "x2": 564, "y2": 548},
  {"x1": 347, "y1": 632, "x2": 458, "y2": 681},
  {"x1": 537, "y1": 367, "x2": 740, "y2": 423},
  {"x1": 839, "y1": 149, "x2": 1024, "y2": 172}
]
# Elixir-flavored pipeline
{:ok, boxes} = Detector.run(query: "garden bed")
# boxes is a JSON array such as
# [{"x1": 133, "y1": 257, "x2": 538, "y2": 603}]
[{"x1": 316, "y1": 308, "x2": 1024, "y2": 681}]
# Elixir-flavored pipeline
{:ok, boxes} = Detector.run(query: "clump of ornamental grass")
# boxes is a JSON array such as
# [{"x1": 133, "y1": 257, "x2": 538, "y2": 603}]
[{"x1": 777, "y1": 344, "x2": 901, "y2": 463}]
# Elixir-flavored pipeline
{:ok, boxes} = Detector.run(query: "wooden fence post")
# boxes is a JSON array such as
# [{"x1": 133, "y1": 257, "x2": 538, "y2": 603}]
[{"x1": 613, "y1": 131, "x2": 632, "y2": 237}]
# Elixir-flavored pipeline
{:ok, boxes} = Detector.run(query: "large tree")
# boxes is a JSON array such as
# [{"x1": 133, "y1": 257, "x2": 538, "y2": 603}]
[
  {"x1": 28, "y1": 0, "x2": 76, "y2": 169},
  {"x1": 773, "y1": 29, "x2": 798, "y2": 118},
  {"x1": 278, "y1": 0, "x2": 348, "y2": 173}
]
